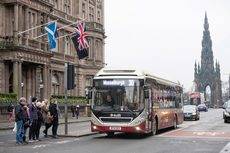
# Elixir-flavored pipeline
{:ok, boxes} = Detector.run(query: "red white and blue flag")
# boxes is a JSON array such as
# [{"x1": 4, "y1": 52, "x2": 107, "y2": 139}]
[{"x1": 71, "y1": 22, "x2": 89, "y2": 59}]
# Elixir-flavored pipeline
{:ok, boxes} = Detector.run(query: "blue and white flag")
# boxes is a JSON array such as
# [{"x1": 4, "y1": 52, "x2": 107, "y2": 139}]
[{"x1": 45, "y1": 22, "x2": 58, "y2": 51}]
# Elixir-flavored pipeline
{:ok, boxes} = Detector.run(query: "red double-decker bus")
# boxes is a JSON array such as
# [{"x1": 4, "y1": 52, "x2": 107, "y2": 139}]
[{"x1": 87, "y1": 68, "x2": 183, "y2": 136}]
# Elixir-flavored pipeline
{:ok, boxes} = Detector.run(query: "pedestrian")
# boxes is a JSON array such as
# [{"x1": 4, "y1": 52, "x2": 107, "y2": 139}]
[
  {"x1": 35, "y1": 101, "x2": 43, "y2": 141},
  {"x1": 42, "y1": 99, "x2": 53, "y2": 138},
  {"x1": 22, "y1": 101, "x2": 30, "y2": 144},
  {"x1": 71, "y1": 105, "x2": 75, "y2": 117},
  {"x1": 14, "y1": 97, "x2": 27, "y2": 145},
  {"x1": 49, "y1": 100, "x2": 59, "y2": 138},
  {"x1": 28, "y1": 97, "x2": 38, "y2": 142},
  {"x1": 76, "y1": 105, "x2": 80, "y2": 119},
  {"x1": 7, "y1": 102, "x2": 14, "y2": 123}
]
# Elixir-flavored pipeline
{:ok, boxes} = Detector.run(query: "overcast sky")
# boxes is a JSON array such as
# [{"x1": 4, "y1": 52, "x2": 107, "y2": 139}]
[{"x1": 104, "y1": 0, "x2": 230, "y2": 91}]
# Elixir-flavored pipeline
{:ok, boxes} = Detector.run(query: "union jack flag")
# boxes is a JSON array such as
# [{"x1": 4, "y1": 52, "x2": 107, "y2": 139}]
[{"x1": 71, "y1": 22, "x2": 89, "y2": 59}]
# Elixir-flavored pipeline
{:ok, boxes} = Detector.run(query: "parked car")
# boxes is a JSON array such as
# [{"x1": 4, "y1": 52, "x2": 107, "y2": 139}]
[
  {"x1": 197, "y1": 103, "x2": 208, "y2": 112},
  {"x1": 223, "y1": 100, "x2": 230, "y2": 123},
  {"x1": 183, "y1": 105, "x2": 200, "y2": 121}
]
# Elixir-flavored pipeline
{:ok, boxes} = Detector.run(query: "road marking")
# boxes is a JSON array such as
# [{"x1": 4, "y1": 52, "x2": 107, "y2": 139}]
[
  {"x1": 32, "y1": 144, "x2": 48, "y2": 149},
  {"x1": 192, "y1": 131, "x2": 225, "y2": 136},
  {"x1": 159, "y1": 130, "x2": 230, "y2": 139},
  {"x1": 55, "y1": 140, "x2": 72, "y2": 144},
  {"x1": 220, "y1": 142, "x2": 230, "y2": 153},
  {"x1": 159, "y1": 122, "x2": 198, "y2": 137}
]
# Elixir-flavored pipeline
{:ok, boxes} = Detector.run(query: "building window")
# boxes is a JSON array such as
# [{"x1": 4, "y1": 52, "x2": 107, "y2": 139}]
[
  {"x1": 54, "y1": 0, "x2": 58, "y2": 9},
  {"x1": 95, "y1": 40, "x2": 99, "y2": 60},
  {"x1": 64, "y1": 36, "x2": 71, "y2": 55},
  {"x1": 97, "y1": 11, "x2": 101, "y2": 23},
  {"x1": 52, "y1": 74, "x2": 59, "y2": 95},
  {"x1": 85, "y1": 76, "x2": 93, "y2": 87},
  {"x1": 82, "y1": 3, "x2": 86, "y2": 19},
  {"x1": 82, "y1": 3, "x2": 86, "y2": 10},
  {"x1": 64, "y1": 0, "x2": 71, "y2": 14},
  {"x1": 87, "y1": 38, "x2": 93, "y2": 59},
  {"x1": 89, "y1": 7, "x2": 94, "y2": 21}
]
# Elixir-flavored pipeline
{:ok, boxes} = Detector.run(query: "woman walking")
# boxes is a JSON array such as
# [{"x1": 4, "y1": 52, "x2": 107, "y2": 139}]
[{"x1": 42, "y1": 99, "x2": 52, "y2": 138}]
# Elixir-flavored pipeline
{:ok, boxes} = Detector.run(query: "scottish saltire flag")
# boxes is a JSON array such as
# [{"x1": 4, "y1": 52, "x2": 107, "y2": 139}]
[
  {"x1": 71, "y1": 22, "x2": 89, "y2": 59},
  {"x1": 45, "y1": 22, "x2": 58, "y2": 51}
]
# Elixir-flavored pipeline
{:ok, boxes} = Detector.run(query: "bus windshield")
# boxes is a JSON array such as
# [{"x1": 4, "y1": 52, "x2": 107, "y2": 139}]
[{"x1": 92, "y1": 79, "x2": 144, "y2": 112}]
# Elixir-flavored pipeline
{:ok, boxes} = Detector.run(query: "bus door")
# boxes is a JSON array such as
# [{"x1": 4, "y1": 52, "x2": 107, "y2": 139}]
[{"x1": 145, "y1": 88, "x2": 152, "y2": 132}]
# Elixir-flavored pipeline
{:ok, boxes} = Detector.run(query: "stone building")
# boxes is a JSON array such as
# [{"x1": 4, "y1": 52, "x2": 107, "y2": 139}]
[
  {"x1": 0, "y1": 0, "x2": 105, "y2": 100},
  {"x1": 194, "y1": 13, "x2": 222, "y2": 108}
]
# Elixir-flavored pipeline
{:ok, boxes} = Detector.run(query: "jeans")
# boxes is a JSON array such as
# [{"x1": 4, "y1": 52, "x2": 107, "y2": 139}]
[
  {"x1": 16, "y1": 120, "x2": 24, "y2": 143},
  {"x1": 29, "y1": 119, "x2": 38, "y2": 140},
  {"x1": 52, "y1": 118, "x2": 59, "y2": 136}
]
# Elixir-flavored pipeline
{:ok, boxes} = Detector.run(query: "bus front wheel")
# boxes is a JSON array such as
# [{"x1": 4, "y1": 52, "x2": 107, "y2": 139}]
[
  {"x1": 150, "y1": 118, "x2": 158, "y2": 136},
  {"x1": 173, "y1": 116, "x2": 177, "y2": 129},
  {"x1": 106, "y1": 132, "x2": 114, "y2": 137}
]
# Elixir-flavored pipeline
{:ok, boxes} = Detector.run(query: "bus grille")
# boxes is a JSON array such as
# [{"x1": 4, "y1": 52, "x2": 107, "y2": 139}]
[{"x1": 99, "y1": 117, "x2": 133, "y2": 123}]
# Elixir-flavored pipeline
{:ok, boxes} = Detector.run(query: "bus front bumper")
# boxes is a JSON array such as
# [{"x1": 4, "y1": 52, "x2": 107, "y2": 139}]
[{"x1": 91, "y1": 121, "x2": 148, "y2": 134}]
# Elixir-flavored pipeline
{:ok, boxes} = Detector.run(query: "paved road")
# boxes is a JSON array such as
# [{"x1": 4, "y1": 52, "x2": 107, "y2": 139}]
[{"x1": 1, "y1": 109, "x2": 230, "y2": 153}]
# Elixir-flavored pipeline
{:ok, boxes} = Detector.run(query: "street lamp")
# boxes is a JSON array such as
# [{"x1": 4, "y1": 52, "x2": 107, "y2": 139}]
[{"x1": 21, "y1": 82, "x2": 24, "y2": 97}]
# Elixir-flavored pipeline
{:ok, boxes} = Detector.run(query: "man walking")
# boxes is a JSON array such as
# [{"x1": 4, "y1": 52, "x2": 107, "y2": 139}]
[{"x1": 14, "y1": 97, "x2": 27, "y2": 145}]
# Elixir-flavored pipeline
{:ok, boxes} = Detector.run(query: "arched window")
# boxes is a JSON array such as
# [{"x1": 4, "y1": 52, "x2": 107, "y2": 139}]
[{"x1": 52, "y1": 74, "x2": 59, "y2": 95}]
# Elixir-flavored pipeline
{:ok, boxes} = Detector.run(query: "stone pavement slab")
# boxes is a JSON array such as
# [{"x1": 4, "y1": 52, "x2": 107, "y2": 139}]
[{"x1": 0, "y1": 116, "x2": 91, "y2": 130}]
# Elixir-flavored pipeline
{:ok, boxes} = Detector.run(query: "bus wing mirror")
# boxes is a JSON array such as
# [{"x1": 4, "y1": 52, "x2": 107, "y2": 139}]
[
  {"x1": 144, "y1": 85, "x2": 150, "y2": 99},
  {"x1": 144, "y1": 90, "x2": 149, "y2": 99}
]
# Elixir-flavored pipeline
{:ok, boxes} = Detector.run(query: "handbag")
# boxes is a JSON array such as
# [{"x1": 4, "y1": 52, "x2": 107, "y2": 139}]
[
  {"x1": 47, "y1": 114, "x2": 53, "y2": 123},
  {"x1": 12, "y1": 122, "x2": 17, "y2": 133}
]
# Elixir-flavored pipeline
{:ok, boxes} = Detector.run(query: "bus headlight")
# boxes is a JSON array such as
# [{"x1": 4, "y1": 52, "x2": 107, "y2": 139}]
[
  {"x1": 135, "y1": 126, "x2": 141, "y2": 131},
  {"x1": 93, "y1": 125, "x2": 97, "y2": 130},
  {"x1": 224, "y1": 111, "x2": 230, "y2": 116}
]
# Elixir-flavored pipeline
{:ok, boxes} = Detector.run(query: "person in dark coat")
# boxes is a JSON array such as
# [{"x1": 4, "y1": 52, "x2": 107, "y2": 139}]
[
  {"x1": 14, "y1": 97, "x2": 28, "y2": 145},
  {"x1": 28, "y1": 97, "x2": 38, "y2": 142},
  {"x1": 49, "y1": 100, "x2": 59, "y2": 138},
  {"x1": 76, "y1": 105, "x2": 80, "y2": 119},
  {"x1": 71, "y1": 105, "x2": 76, "y2": 117},
  {"x1": 7, "y1": 103, "x2": 14, "y2": 123},
  {"x1": 22, "y1": 101, "x2": 30, "y2": 144}
]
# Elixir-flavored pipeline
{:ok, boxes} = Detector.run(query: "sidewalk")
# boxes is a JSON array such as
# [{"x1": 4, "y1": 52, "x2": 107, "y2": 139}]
[{"x1": 0, "y1": 116, "x2": 91, "y2": 130}]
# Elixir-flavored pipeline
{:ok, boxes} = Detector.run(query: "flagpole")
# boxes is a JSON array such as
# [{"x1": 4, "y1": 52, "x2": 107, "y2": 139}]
[
  {"x1": 32, "y1": 21, "x2": 79, "y2": 40},
  {"x1": 32, "y1": 18, "x2": 86, "y2": 40},
  {"x1": 17, "y1": 20, "x2": 58, "y2": 35},
  {"x1": 57, "y1": 32, "x2": 76, "y2": 40}
]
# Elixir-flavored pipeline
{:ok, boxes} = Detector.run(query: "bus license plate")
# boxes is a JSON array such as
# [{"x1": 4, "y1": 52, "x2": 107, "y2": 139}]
[{"x1": 109, "y1": 126, "x2": 121, "y2": 131}]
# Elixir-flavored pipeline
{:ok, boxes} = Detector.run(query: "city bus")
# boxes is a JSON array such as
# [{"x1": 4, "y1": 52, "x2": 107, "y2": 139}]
[{"x1": 87, "y1": 68, "x2": 183, "y2": 136}]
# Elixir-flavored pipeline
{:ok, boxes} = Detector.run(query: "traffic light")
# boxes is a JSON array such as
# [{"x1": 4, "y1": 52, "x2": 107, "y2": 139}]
[{"x1": 67, "y1": 63, "x2": 76, "y2": 90}]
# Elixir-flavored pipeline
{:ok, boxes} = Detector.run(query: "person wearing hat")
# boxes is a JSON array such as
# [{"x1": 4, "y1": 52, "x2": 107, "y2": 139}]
[
  {"x1": 28, "y1": 97, "x2": 38, "y2": 142},
  {"x1": 14, "y1": 97, "x2": 28, "y2": 145},
  {"x1": 35, "y1": 101, "x2": 43, "y2": 141}
]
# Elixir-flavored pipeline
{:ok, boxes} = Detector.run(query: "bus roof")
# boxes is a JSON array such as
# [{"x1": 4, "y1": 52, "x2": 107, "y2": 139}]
[{"x1": 94, "y1": 68, "x2": 182, "y2": 88}]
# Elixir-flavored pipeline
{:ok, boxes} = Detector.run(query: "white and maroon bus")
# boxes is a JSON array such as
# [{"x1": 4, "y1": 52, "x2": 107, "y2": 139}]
[{"x1": 88, "y1": 68, "x2": 183, "y2": 136}]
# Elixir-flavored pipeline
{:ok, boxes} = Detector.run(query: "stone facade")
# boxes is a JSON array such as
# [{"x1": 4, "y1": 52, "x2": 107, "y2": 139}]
[
  {"x1": 194, "y1": 13, "x2": 222, "y2": 108},
  {"x1": 0, "y1": 0, "x2": 105, "y2": 100}
]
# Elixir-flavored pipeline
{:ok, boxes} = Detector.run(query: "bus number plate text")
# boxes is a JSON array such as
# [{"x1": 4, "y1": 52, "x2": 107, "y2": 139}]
[{"x1": 109, "y1": 126, "x2": 121, "y2": 131}]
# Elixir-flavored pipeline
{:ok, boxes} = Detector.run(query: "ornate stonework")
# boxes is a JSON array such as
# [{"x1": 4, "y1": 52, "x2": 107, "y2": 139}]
[
  {"x1": 194, "y1": 13, "x2": 222, "y2": 108},
  {"x1": 0, "y1": 0, "x2": 105, "y2": 100}
]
